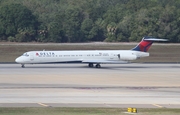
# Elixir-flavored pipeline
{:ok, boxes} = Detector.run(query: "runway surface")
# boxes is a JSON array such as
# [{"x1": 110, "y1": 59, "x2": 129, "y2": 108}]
[{"x1": 0, "y1": 63, "x2": 180, "y2": 108}]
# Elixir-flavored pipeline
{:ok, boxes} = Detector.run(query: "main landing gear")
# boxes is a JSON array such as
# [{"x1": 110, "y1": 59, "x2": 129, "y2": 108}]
[
  {"x1": 89, "y1": 63, "x2": 94, "y2": 67},
  {"x1": 95, "y1": 64, "x2": 101, "y2": 68},
  {"x1": 88, "y1": 63, "x2": 101, "y2": 68}
]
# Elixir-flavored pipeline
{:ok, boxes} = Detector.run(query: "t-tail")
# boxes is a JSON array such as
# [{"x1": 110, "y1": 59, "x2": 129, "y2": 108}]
[{"x1": 132, "y1": 36, "x2": 168, "y2": 52}]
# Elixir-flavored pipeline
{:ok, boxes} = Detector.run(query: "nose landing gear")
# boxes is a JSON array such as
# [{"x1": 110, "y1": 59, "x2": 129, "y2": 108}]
[{"x1": 21, "y1": 64, "x2": 25, "y2": 68}]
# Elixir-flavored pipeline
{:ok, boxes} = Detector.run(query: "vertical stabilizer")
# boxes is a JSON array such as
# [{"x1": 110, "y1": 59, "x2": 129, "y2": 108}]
[{"x1": 132, "y1": 36, "x2": 167, "y2": 52}]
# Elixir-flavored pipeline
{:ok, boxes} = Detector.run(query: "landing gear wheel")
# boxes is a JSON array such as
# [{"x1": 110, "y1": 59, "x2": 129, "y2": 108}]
[
  {"x1": 95, "y1": 64, "x2": 101, "y2": 68},
  {"x1": 21, "y1": 64, "x2": 25, "y2": 68},
  {"x1": 88, "y1": 63, "x2": 94, "y2": 67}
]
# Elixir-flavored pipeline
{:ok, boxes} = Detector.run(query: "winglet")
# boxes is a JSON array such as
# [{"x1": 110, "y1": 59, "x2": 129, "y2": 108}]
[{"x1": 132, "y1": 36, "x2": 168, "y2": 52}]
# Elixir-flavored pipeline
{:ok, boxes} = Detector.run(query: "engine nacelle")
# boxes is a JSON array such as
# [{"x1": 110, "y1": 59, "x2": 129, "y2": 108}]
[{"x1": 119, "y1": 54, "x2": 137, "y2": 61}]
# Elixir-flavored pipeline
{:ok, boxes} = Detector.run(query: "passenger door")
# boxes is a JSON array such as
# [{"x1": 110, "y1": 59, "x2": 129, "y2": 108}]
[{"x1": 30, "y1": 52, "x2": 34, "y2": 61}]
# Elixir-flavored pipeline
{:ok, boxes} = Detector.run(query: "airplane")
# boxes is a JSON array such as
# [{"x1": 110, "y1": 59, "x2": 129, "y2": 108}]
[{"x1": 15, "y1": 36, "x2": 167, "y2": 68}]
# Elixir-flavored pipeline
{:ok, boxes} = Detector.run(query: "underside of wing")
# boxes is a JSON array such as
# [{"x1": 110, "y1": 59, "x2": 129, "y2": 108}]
[{"x1": 82, "y1": 59, "x2": 128, "y2": 64}]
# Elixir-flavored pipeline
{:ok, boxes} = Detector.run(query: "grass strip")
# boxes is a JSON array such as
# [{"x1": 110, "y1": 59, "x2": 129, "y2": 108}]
[{"x1": 0, "y1": 108, "x2": 180, "y2": 115}]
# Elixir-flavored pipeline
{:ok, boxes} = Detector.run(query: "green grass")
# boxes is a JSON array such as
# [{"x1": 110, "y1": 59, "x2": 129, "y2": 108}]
[
  {"x1": 0, "y1": 43, "x2": 180, "y2": 62},
  {"x1": 0, "y1": 108, "x2": 180, "y2": 115}
]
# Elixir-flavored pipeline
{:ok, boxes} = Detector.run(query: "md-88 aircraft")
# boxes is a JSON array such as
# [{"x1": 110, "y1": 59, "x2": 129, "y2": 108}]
[{"x1": 15, "y1": 36, "x2": 167, "y2": 68}]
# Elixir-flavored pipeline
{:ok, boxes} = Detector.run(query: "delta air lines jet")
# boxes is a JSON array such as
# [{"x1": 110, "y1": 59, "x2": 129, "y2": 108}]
[{"x1": 15, "y1": 36, "x2": 167, "y2": 68}]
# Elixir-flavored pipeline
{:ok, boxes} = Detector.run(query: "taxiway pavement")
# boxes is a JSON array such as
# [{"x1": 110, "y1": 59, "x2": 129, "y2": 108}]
[{"x1": 0, "y1": 63, "x2": 180, "y2": 108}]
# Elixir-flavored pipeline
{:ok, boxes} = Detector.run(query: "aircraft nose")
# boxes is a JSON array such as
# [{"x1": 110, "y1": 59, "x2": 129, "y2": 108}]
[{"x1": 15, "y1": 57, "x2": 22, "y2": 63}]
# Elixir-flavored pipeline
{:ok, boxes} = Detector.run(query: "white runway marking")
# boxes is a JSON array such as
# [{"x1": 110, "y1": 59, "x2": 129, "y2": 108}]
[
  {"x1": 152, "y1": 104, "x2": 164, "y2": 108},
  {"x1": 37, "y1": 103, "x2": 50, "y2": 107}
]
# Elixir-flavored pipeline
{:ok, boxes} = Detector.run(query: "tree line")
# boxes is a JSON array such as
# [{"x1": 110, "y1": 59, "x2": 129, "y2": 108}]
[{"x1": 0, "y1": 0, "x2": 180, "y2": 43}]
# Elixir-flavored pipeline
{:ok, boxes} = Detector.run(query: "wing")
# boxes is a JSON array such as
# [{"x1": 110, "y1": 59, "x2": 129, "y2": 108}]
[{"x1": 82, "y1": 59, "x2": 128, "y2": 64}]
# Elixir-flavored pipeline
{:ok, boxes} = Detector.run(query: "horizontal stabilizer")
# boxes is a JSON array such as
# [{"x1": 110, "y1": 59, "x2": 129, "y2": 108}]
[{"x1": 143, "y1": 38, "x2": 168, "y2": 41}]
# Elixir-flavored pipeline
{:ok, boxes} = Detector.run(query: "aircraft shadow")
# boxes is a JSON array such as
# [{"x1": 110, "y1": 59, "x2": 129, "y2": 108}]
[{"x1": 19, "y1": 64, "x2": 180, "y2": 69}]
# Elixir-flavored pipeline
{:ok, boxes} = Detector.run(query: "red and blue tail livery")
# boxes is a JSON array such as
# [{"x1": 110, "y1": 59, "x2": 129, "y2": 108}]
[{"x1": 132, "y1": 36, "x2": 168, "y2": 52}]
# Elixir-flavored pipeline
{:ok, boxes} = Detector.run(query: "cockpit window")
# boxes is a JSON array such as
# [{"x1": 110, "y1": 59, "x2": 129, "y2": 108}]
[{"x1": 22, "y1": 53, "x2": 29, "y2": 57}]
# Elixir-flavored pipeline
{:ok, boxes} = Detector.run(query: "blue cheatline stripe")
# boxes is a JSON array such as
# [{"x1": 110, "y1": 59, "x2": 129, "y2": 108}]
[
  {"x1": 132, "y1": 46, "x2": 141, "y2": 51},
  {"x1": 32, "y1": 61, "x2": 83, "y2": 64}
]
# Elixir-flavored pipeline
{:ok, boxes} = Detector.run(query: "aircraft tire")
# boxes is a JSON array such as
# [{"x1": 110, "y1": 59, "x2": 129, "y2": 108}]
[
  {"x1": 96, "y1": 64, "x2": 101, "y2": 68},
  {"x1": 89, "y1": 63, "x2": 93, "y2": 67}
]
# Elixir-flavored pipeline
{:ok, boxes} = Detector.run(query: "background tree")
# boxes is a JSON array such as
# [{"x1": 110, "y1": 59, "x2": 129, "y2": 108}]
[
  {"x1": 0, "y1": 0, "x2": 180, "y2": 42},
  {"x1": 0, "y1": 3, "x2": 39, "y2": 42}
]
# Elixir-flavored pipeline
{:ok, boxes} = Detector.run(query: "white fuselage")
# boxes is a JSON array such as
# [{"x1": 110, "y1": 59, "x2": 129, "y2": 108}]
[{"x1": 15, "y1": 50, "x2": 149, "y2": 64}]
